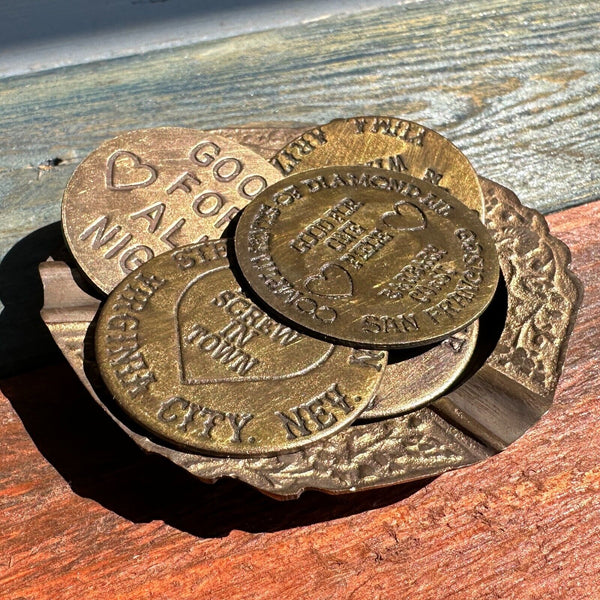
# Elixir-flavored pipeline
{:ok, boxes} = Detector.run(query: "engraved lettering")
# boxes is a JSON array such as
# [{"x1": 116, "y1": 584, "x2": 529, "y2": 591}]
[
  {"x1": 159, "y1": 218, "x2": 186, "y2": 248},
  {"x1": 166, "y1": 171, "x2": 201, "y2": 195},
  {"x1": 130, "y1": 202, "x2": 166, "y2": 233},
  {"x1": 442, "y1": 335, "x2": 466, "y2": 353},
  {"x1": 106, "y1": 314, "x2": 139, "y2": 331},
  {"x1": 320, "y1": 383, "x2": 354, "y2": 414},
  {"x1": 238, "y1": 174, "x2": 268, "y2": 200},
  {"x1": 218, "y1": 320, "x2": 258, "y2": 347},
  {"x1": 103, "y1": 233, "x2": 134, "y2": 260},
  {"x1": 289, "y1": 197, "x2": 363, "y2": 253},
  {"x1": 111, "y1": 272, "x2": 166, "y2": 312},
  {"x1": 272, "y1": 185, "x2": 302, "y2": 206},
  {"x1": 227, "y1": 412, "x2": 254, "y2": 443},
  {"x1": 351, "y1": 117, "x2": 367, "y2": 133},
  {"x1": 119, "y1": 245, "x2": 155, "y2": 274},
  {"x1": 378, "y1": 244, "x2": 449, "y2": 299},
  {"x1": 365, "y1": 154, "x2": 408, "y2": 173},
  {"x1": 212, "y1": 290, "x2": 304, "y2": 345},
  {"x1": 299, "y1": 175, "x2": 329, "y2": 194},
  {"x1": 213, "y1": 157, "x2": 243, "y2": 182},
  {"x1": 80, "y1": 215, "x2": 127, "y2": 255},
  {"x1": 156, "y1": 398, "x2": 225, "y2": 438},
  {"x1": 326, "y1": 221, "x2": 366, "y2": 252},
  {"x1": 423, "y1": 229, "x2": 486, "y2": 324},
  {"x1": 157, "y1": 397, "x2": 187, "y2": 423},
  {"x1": 190, "y1": 141, "x2": 220, "y2": 166},
  {"x1": 104, "y1": 308, "x2": 158, "y2": 398},
  {"x1": 348, "y1": 349, "x2": 385, "y2": 372},
  {"x1": 184, "y1": 324, "x2": 259, "y2": 375},
  {"x1": 193, "y1": 192, "x2": 225, "y2": 217},
  {"x1": 177, "y1": 402, "x2": 198, "y2": 432},
  {"x1": 270, "y1": 150, "x2": 299, "y2": 175},
  {"x1": 340, "y1": 228, "x2": 394, "y2": 270},
  {"x1": 350, "y1": 117, "x2": 426, "y2": 146},
  {"x1": 172, "y1": 239, "x2": 228, "y2": 270},
  {"x1": 275, "y1": 383, "x2": 354, "y2": 439},
  {"x1": 304, "y1": 398, "x2": 336, "y2": 430},
  {"x1": 276, "y1": 407, "x2": 312, "y2": 439},
  {"x1": 196, "y1": 406, "x2": 225, "y2": 438},
  {"x1": 361, "y1": 314, "x2": 419, "y2": 334},
  {"x1": 423, "y1": 168, "x2": 443, "y2": 186},
  {"x1": 250, "y1": 254, "x2": 337, "y2": 323},
  {"x1": 270, "y1": 128, "x2": 327, "y2": 174},
  {"x1": 105, "y1": 331, "x2": 140, "y2": 365},
  {"x1": 114, "y1": 361, "x2": 155, "y2": 397}
]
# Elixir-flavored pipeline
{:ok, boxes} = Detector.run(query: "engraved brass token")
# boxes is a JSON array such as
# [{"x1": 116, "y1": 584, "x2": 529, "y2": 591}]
[
  {"x1": 270, "y1": 116, "x2": 485, "y2": 216},
  {"x1": 361, "y1": 321, "x2": 478, "y2": 419},
  {"x1": 94, "y1": 238, "x2": 387, "y2": 457},
  {"x1": 235, "y1": 166, "x2": 499, "y2": 349},
  {"x1": 62, "y1": 127, "x2": 282, "y2": 294}
]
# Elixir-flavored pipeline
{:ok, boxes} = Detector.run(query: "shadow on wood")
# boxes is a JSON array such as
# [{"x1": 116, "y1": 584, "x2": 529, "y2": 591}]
[
  {"x1": 1, "y1": 361, "x2": 430, "y2": 538},
  {"x1": 0, "y1": 223, "x2": 67, "y2": 377}
]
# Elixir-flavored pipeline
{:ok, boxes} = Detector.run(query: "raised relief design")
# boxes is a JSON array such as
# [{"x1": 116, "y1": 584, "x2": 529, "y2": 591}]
[
  {"x1": 154, "y1": 408, "x2": 492, "y2": 497},
  {"x1": 106, "y1": 151, "x2": 158, "y2": 191},
  {"x1": 304, "y1": 262, "x2": 354, "y2": 299},
  {"x1": 175, "y1": 267, "x2": 335, "y2": 384},
  {"x1": 381, "y1": 201, "x2": 427, "y2": 231},
  {"x1": 483, "y1": 180, "x2": 581, "y2": 396}
]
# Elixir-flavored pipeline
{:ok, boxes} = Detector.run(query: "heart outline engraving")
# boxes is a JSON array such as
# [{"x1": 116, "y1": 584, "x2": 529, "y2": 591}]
[
  {"x1": 305, "y1": 263, "x2": 354, "y2": 298},
  {"x1": 381, "y1": 201, "x2": 427, "y2": 231},
  {"x1": 175, "y1": 268, "x2": 335, "y2": 384},
  {"x1": 106, "y1": 150, "x2": 158, "y2": 191}
]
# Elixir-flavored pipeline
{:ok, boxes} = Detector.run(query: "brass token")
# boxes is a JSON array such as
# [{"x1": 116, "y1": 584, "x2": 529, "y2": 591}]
[
  {"x1": 270, "y1": 116, "x2": 485, "y2": 216},
  {"x1": 62, "y1": 127, "x2": 282, "y2": 294},
  {"x1": 94, "y1": 238, "x2": 387, "y2": 457},
  {"x1": 361, "y1": 321, "x2": 478, "y2": 419},
  {"x1": 235, "y1": 166, "x2": 499, "y2": 349}
]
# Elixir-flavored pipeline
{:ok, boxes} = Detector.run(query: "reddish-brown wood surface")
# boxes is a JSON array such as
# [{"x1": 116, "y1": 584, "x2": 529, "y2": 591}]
[{"x1": 1, "y1": 200, "x2": 599, "y2": 599}]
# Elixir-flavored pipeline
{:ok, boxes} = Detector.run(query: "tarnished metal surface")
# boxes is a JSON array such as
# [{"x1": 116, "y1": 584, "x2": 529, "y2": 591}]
[
  {"x1": 62, "y1": 127, "x2": 281, "y2": 293},
  {"x1": 362, "y1": 322, "x2": 478, "y2": 419},
  {"x1": 94, "y1": 239, "x2": 385, "y2": 457},
  {"x1": 431, "y1": 178, "x2": 583, "y2": 450},
  {"x1": 270, "y1": 117, "x2": 485, "y2": 218},
  {"x1": 235, "y1": 167, "x2": 499, "y2": 349}
]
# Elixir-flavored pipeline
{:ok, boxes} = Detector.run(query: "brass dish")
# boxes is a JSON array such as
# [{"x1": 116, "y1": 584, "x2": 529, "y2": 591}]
[{"x1": 40, "y1": 127, "x2": 582, "y2": 499}]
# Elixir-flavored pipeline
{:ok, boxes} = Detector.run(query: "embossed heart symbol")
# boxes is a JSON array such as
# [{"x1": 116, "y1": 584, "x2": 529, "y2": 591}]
[
  {"x1": 381, "y1": 201, "x2": 427, "y2": 231},
  {"x1": 106, "y1": 150, "x2": 158, "y2": 191},
  {"x1": 305, "y1": 263, "x2": 354, "y2": 298}
]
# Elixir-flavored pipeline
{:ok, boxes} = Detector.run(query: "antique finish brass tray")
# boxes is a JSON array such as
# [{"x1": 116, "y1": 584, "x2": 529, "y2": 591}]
[{"x1": 40, "y1": 126, "x2": 582, "y2": 499}]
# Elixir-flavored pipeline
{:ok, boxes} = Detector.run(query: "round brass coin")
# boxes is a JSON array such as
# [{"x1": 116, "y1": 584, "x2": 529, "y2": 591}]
[
  {"x1": 94, "y1": 238, "x2": 387, "y2": 457},
  {"x1": 270, "y1": 116, "x2": 485, "y2": 217},
  {"x1": 62, "y1": 127, "x2": 282, "y2": 294},
  {"x1": 361, "y1": 321, "x2": 478, "y2": 419},
  {"x1": 235, "y1": 166, "x2": 499, "y2": 349}
]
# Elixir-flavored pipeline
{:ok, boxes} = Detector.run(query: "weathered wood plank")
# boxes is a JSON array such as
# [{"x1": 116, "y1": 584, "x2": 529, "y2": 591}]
[
  {"x1": 0, "y1": 0, "x2": 404, "y2": 78},
  {"x1": 0, "y1": 199, "x2": 597, "y2": 599},
  {"x1": 0, "y1": 0, "x2": 598, "y2": 262}
]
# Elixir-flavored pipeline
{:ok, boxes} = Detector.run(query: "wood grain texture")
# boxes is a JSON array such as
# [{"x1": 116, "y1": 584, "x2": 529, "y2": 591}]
[
  {"x1": 0, "y1": 0, "x2": 598, "y2": 260},
  {"x1": 0, "y1": 0, "x2": 404, "y2": 78},
  {"x1": 0, "y1": 200, "x2": 598, "y2": 600}
]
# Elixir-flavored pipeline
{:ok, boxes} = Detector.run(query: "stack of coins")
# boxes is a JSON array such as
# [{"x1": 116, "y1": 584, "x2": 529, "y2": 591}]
[{"x1": 57, "y1": 118, "x2": 517, "y2": 494}]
